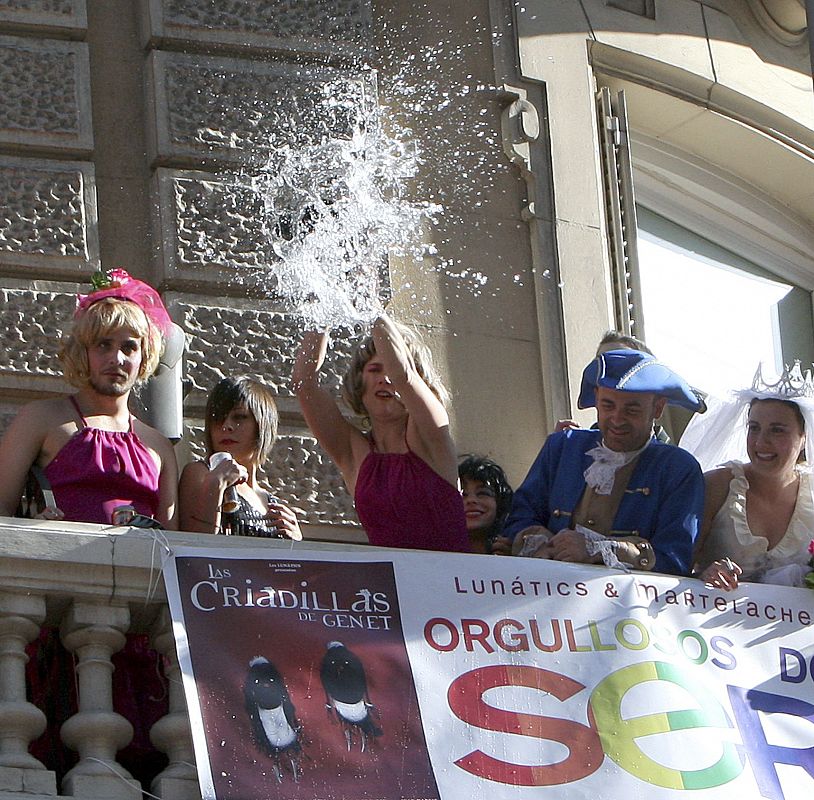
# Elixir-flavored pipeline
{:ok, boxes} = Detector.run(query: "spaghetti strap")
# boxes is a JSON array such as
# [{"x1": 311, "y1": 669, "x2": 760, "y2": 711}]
[
  {"x1": 43, "y1": 412, "x2": 161, "y2": 525},
  {"x1": 69, "y1": 395, "x2": 134, "y2": 431},
  {"x1": 68, "y1": 396, "x2": 87, "y2": 428}
]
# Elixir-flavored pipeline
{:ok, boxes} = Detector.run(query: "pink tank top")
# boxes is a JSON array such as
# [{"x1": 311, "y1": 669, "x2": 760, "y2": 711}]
[
  {"x1": 43, "y1": 397, "x2": 161, "y2": 524},
  {"x1": 354, "y1": 441, "x2": 470, "y2": 552}
]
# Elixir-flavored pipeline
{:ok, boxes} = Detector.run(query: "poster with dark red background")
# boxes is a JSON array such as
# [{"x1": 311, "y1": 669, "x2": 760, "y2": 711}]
[{"x1": 174, "y1": 555, "x2": 439, "y2": 800}]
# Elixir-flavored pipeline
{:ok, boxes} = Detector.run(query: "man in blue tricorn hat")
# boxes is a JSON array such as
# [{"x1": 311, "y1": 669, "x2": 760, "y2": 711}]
[{"x1": 504, "y1": 350, "x2": 705, "y2": 576}]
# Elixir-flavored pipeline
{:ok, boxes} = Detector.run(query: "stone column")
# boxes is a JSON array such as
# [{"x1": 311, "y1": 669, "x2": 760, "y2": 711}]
[
  {"x1": 59, "y1": 602, "x2": 140, "y2": 799},
  {"x1": 0, "y1": 591, "x2": 57, "y2": 795},
  {"x1": 149, "y1": 609, "x2": 200, "y2": 800}
]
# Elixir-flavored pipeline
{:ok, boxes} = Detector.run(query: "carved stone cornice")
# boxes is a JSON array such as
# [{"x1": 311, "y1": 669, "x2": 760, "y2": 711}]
[{"x1": 745, "y1": 0, "x2": 807, "y2": 45}]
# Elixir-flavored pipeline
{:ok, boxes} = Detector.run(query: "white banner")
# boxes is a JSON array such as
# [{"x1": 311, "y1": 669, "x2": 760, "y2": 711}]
[{"x1": 162, "y1": 545, "x2": 814, "y2": 800}]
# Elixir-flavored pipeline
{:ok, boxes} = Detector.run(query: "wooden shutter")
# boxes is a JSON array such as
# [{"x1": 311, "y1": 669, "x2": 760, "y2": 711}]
[{"x1": 596, "y1": 86, "x2": 645, "y2": 340}]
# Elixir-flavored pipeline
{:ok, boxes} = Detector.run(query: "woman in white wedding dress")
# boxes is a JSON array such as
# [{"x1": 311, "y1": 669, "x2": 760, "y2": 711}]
[{"x1": 681, "y1": 365, "x2": 814, "y2": 591}]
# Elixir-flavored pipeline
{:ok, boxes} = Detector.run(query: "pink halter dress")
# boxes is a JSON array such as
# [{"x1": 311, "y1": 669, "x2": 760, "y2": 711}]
[
  {"x1": 43, "y1": 396, "x2": 161, "y2": 524},
  {"x1": 30, "y1": 398, "x2": 168, "y2": 782},
  {"x1": 354, "y1": 439, "x2": 471, "y2": 552}
]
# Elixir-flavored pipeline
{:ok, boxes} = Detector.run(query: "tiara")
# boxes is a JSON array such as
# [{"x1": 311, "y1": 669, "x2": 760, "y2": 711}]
[{"x1": 751, "y1": 361, "x2": 814, "y2": 399}]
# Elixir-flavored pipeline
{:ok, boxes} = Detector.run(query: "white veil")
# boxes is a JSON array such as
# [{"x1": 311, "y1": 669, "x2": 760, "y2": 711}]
[{"x1": 679, "y1": 363, "x2": 814, "y2": 473}]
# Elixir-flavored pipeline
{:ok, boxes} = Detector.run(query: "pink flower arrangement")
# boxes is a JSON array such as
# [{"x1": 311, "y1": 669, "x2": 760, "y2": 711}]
[
  {"x1": 76, "y1": 268, "x2": 172, "y2": 335},
  {"x1": 91, "y1": 267, "x2": 130, "y2": 290},
  {"x1": 806, "y1": 540, "x2": 814, "y2": 589}
]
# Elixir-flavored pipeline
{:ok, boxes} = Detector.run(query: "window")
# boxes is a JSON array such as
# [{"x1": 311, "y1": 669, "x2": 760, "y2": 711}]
[
  {"x1": 594, "y1": 72, "x2": 814, "y2": 405},
  {"x1": 637, "y1": 208, "x2": 814, "y2": 398}
]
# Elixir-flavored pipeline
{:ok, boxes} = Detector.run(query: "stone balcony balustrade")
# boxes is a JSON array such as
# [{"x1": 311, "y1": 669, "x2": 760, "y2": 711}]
[{"x1": 0, "y1": 517, "x2": 365, "y2": 800}]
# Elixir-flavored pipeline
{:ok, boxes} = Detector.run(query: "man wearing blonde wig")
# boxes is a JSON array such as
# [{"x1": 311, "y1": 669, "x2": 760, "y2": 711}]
[{"x1": 0, "y1": 269, "x2": 178, "y2": 526}]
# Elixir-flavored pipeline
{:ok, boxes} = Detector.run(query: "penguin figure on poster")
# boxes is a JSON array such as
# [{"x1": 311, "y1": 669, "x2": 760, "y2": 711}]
[
  {"x1": 319, "y1": 640, "x2": 382, "y2": 752},
  {"x1": 244, "y1": 656, "x2": 303, "y2": 782}
]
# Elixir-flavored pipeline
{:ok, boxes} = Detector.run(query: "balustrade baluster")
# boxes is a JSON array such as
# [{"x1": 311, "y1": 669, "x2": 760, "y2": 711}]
[
  {"x1": 0, "y1": 591, "x2": 57, "y2": 795},
  {"x1": 59, "y1": 602, "x2": 141, "y2": 799},
  {"x1": 149, "y1": 608, "x2": 200, "y2": 799}
]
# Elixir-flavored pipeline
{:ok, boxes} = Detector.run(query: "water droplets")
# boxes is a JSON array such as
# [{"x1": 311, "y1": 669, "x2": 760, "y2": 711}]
[
  {"x1": 191, "y1": 8, "x2": 522, "y2": 325},
  {"x1": 229, "y1": 78, "x2": 441, "y2": 328}
]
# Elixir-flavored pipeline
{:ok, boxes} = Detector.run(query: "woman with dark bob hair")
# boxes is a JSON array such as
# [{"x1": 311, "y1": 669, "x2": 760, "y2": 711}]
[
  {"x1": 179, "y1": 376, "x2": 302, "y2": 539},
  {"x1": 458, "y1": 455, "x2": 513, "y2": 554},
  {"x1": 293, "y1": 314, "x2": 470, "y2": 552}
]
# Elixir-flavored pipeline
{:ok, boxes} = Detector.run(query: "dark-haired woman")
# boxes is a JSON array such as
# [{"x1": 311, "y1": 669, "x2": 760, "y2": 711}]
[
  {"x1": 179, "y1": 377, "x2": 301, "y2": 539},
  {"x1": 692, "y1": 397, "x2": 812, "y2": 590},
  {"x1": 458, "y1": 455, "x2": 513, "y2": 554}
]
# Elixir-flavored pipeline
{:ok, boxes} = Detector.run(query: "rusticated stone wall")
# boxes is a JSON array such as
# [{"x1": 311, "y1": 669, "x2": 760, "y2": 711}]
[
  {"x1": 0, "y1": 158, "x2": 97, "y2": 274},
  {"x1": 0, "y1": 286, "x2": 74, "y2": 375},
  {"x1": 142, "y1": 0, "x2": 370, "y2": 58},
  {"x1": 0, "y1": 0, "x2": 374, "y2": 530},
  {"x1": 170, "y1": 298, "x2": 358, "y2": 523},
  {"x1": 0, "y1": 2, "x2": 96, "y2": 288}
]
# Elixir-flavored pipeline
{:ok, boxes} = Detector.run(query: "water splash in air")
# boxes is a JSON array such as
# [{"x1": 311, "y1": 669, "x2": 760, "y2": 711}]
[{"x1": 243, "y1": 79, "x2": 441, "y2": 329}]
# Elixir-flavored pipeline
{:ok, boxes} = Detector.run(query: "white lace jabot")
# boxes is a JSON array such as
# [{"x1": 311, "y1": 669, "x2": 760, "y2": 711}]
[{"x1": 583, "y1": 439, "x2": 651, "y2": 495}]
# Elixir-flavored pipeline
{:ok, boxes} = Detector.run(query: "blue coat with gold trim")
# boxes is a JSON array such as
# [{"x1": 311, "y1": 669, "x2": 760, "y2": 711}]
[{"x1": 504, "y1": 429, "x2": 703, "y2": 575}]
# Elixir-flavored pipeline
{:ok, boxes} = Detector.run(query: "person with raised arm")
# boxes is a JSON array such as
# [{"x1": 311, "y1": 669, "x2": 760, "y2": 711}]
[
  {"x1": 292, "y1": 314, "x2": 470, "y2": 552},
  {"x1": 179, "y1": 376, "x2": 302, "y2": 539},
  {"x1": 0, "y1": 269, "x2": 178, "y2": 527}
]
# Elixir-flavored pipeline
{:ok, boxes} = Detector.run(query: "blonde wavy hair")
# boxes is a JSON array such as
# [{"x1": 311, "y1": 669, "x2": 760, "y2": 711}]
[
  {"x1": 341, "y1": 321, "x2": 449, "y2": 416},
  {"x1": 59, "y1": 297, "x2": 163, "y2": 388}
]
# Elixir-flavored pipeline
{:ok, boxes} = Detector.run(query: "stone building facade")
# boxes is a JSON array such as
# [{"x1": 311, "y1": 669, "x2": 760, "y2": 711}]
[
  {"x1": 2, "y1": 1, "x2": 811, "y2": 519},
  {"x1": 0, "y1": 1, "x2": 812, "y2": 798}
]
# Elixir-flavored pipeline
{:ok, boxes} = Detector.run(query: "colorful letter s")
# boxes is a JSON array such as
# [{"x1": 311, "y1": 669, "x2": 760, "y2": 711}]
[{"x1": 447, "y1": 665, "x2": 602, "y2": 786}]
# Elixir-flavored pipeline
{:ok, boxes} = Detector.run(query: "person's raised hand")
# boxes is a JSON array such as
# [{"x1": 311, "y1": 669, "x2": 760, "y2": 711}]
[{"x1": 554, "y1": 419, "x2": 581, "y2": 433}]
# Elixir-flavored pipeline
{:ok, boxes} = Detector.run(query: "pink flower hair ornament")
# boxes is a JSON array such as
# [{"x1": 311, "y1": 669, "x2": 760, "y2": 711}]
[{"x1": 76, "y1": 269, "x2": 173, "y2": 336}]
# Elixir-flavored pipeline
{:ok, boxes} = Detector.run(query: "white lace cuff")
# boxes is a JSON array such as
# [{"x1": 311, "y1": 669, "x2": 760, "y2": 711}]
[
  {"x1": 518, "y1": 532, "x2": 553, "y2": 557},
  {"x1": 577, "y1": 525, "x2": 630, "y2": 572}
]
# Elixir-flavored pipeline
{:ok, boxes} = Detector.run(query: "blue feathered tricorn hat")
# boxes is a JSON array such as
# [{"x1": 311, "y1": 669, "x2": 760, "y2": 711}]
[{"x1": 578, "y1": 349, "x2": 705, "y2": 412}]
